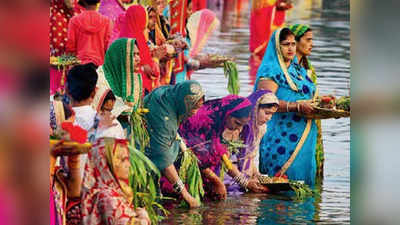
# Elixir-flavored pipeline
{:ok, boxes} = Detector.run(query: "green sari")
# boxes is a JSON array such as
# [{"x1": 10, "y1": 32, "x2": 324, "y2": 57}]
[
  {"x1": 143, "y1": 80, "x2": 205, "y2": 171},
  {"x1": 308, "y1": 60, "x2": 324, "y2": 178},
  {"x1": 103, "y1": 38, "x2": 143, "y2": 110}
]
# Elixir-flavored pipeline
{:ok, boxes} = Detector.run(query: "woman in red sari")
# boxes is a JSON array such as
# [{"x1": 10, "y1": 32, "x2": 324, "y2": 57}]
[
  {"x1": 117, "y1": 5, "x2": 161, "y2": 94},
  {"x1": 249, "y1": 0, "x2": 292, "y2": 58}
]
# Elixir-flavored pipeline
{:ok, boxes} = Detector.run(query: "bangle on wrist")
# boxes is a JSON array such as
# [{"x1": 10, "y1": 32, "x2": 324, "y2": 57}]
[
  {"x1": 297, "y1": 103, "x2": 300, "y2": 113},
  {"x1": 233, "y1": 173, "x2": 249, "y2": 190},
  {"x1": 173, "y1": 179, "x2": 185, "y2": 193},
  {"x1": 286, "y1": 102, "x2": 290, "y2": 112}
]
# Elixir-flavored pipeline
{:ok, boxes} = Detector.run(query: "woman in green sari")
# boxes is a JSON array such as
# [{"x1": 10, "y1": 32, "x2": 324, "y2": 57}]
[
  {"x1": 143, "y1": 80, "x2": 205, "y2": 208},
  {"x1": 289, "y1": 24, "x2": 324, "y2": 178}
]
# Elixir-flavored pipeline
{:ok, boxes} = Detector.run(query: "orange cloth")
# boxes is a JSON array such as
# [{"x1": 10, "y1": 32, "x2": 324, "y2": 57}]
[{"x1": 66, "y1": 10, "x2": 112, "y2": 66}]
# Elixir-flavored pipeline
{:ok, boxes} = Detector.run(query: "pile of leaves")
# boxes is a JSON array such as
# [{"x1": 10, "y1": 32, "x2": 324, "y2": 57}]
[
  {"x1": 128, "y1": 144, "x2": 169, "y2": 224},
  {"x1": 130, "y1": 107, "x2": 150, "y2": 152},
  {"x1": 289, "y1": 180, "x2": 315, "y2": 201}
]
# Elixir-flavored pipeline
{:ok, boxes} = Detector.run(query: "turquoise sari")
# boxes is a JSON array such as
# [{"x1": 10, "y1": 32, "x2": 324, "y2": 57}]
[
  {"x1": 254, "y1": 29, "x2": 318, "y2": 186},
  {"x1": 174, "y1": 37, "x2": 191, "y2": 84},
  {"x1": 143, "y1": 80, "x2": 205, "y2": 171}
]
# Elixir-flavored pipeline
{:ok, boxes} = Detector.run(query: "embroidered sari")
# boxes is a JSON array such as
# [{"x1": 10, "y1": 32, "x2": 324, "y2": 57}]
[
  {"x1": 103, "y1": 38, "x2": 143, "y2": 107},
  {"x1": 143, "y1": 80, "x2": 205, "y2": 171},
  {"x1": 254, "y1": 29, "x2": 318, "y2": 186}
]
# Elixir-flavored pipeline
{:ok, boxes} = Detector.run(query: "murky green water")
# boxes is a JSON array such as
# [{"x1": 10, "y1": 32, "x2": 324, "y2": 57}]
[{"x1": 162, "y1": 0, "x2": 350, "y2": 224}]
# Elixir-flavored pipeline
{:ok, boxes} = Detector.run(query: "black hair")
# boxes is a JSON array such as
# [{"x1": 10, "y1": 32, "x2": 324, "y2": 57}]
[
  {"x1": 259, "y1": 103, "x2": 279, "y2": 109},
  {"x1": 66, "y1": 63, "x2": 98, "y2": 102},
  {"x1": 279, "y1": 28, "x2": 295, "y2": 42},
  {"x1": 147, "y1": 6, "x2": 157, "y2": 14},
  {"x1": 78, "y1": 0, "x2": 100, "y2": 6},
  {"x1": 63, "y1": 101, "x2": 74, "y2": 120},
  {"x1": 101, "y1": 90, "x2": 116, "y2": 109}
]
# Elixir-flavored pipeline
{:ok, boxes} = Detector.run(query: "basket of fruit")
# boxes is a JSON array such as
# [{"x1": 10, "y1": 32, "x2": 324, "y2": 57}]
[
  {"x1": 258, "y1": 175, "x2": 292, "y2": 192},
  {"x1": 300, "y1": 95, "x2": 350, "y2": 119}
]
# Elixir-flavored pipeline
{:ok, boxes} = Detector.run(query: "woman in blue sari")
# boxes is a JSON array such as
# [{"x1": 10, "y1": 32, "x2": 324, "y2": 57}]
[{"x1": 254, "y1": 28, "x2": 318, "y2": 186}]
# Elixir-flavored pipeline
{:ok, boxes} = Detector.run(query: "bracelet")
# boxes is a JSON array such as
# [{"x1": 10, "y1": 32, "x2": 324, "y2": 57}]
[
  {"x1": 286, "y1": 102, "x2": 290, "y2": 112},
  {"x1": 297, "y1": 103, "x2": 300, "y2": 113},
  {"x1": 233, "y1": 173, "x2": 249, "y2": 189},
  {"x1": 173, "y1": 179, "x2": 185, "y2": 193}
]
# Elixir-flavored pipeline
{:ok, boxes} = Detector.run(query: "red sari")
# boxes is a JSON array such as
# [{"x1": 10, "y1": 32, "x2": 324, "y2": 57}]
[
  {"x1": 249, "y1": 0, "x2": 289, "y2": 58},
  {"x1": 119, "y1": 5, "x2": 160, "y2": 93}
]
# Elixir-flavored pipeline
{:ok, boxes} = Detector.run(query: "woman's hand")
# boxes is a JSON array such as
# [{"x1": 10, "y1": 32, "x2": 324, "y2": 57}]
[
  {"x1": 142, "y1": 64, "x2": 153, "y2": 78},
  {"x1": 298, "y1": 102, "x2": 315, "y2": 115},
  {"x1": 247, "y1": 178, "x2": 269, "y2": 193},
  {"x1": 182, "y1": 190, "x2": 201, "y2": 208},
  {"x1": 213, "y1": 178, "x2": 227, "y2": 200}
]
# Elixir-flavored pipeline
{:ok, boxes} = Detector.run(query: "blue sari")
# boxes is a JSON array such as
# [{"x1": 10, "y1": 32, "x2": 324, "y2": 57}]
[{"x1": 254, "y1": 29, "x2": 318, "y2": 186}]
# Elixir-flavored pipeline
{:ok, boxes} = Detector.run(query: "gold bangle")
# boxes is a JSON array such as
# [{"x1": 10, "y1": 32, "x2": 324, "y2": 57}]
[
  {"x1": 297, "y1": 103, "x2": 300, "y2": 112},
  {"x1": 286, "y1": 102, "x2": 290, "y2": 112}
]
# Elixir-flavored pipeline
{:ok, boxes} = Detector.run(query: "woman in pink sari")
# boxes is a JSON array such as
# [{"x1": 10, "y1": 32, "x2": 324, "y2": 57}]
[{"x1": 178, "y1": 95, "x2": 268, "y2": 200}]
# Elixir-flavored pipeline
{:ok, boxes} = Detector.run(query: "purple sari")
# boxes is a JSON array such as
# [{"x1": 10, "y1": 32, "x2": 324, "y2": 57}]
[
  {"x1": 178, "y1": 95, "x2": 252, "y2": 178},
  {"x1": 224, "y1": 90, "x2": 277, "y2": 193},
  {"x1": 237, "y1": 90, "x2": 275, "y2": 173}
]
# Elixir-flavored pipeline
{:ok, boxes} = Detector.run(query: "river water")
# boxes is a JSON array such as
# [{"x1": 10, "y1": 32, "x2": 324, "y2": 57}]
[{"x1": 162, "y1": 0, "x2": 350, "y2": 224}]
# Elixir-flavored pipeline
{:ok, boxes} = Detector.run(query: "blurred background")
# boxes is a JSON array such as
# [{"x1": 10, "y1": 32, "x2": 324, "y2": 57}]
[{"x1": 0, "y1": 0, "x2": 399, "y2": 224}]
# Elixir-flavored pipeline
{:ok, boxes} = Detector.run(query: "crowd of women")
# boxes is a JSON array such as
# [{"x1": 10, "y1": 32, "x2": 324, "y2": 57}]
[{"x1": 50, "y1": 0, "x2": 324, "y2": 225}]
